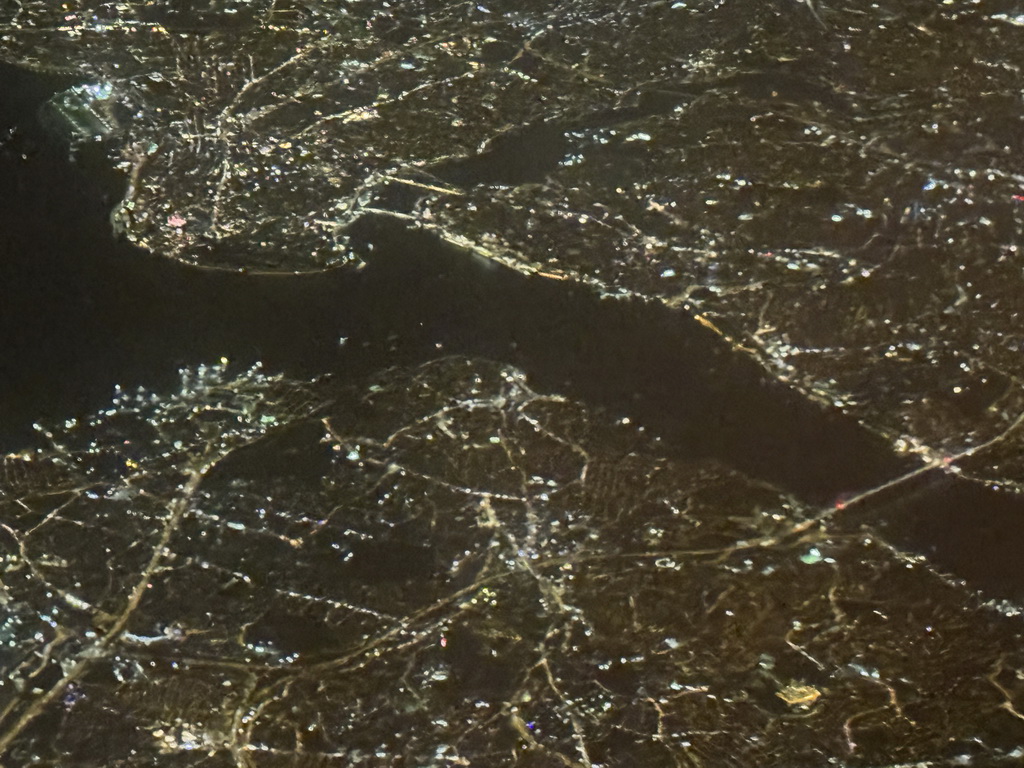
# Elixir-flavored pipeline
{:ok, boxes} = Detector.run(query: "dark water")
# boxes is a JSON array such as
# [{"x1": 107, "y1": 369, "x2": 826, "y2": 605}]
[
  {"x1": 4, "y1": 61, "x2": 1024, "y2": 595},
  {"x1": 3, "y1": 6, "x2": 1024, "y2": 766}
]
